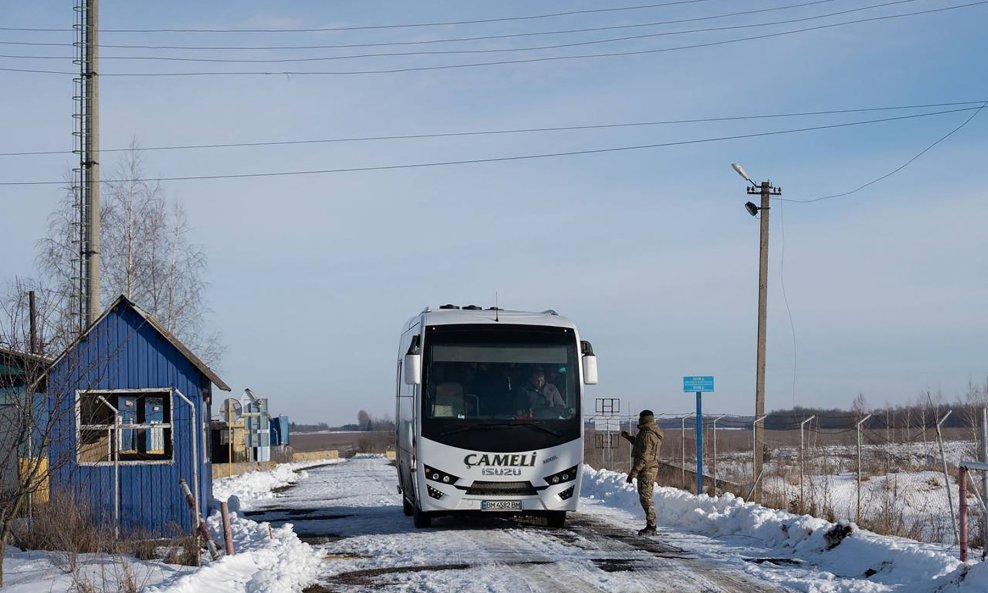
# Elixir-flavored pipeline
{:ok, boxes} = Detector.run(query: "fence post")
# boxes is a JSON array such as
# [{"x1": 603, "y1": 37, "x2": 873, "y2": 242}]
[
  {"x1": 749, "y1": 415, "x2": 767, "y2": 502},
  {"x1": 959, "y1": 466, "x2": 968, "y2": 562},
  {"x1": 856, "y1": 414, "x2": 872, "y2": 524},
  {"x1": 800, "y1": 416, "x2": 815, "y2": 513},
  {"x1": 681, "y1": 416, "x2": 687, "y2": 489},
  {"x1": 936, "y1": 410, "x2": 958, "y2": 545},
  {"x1": 712, "y1": 415, "x2": 726, "y2": 497}
]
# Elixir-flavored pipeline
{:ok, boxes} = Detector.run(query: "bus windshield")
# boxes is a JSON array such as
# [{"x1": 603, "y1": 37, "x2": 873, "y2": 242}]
[{"x1": 424, "y1": 327, "x2": 579, "y2": 420}]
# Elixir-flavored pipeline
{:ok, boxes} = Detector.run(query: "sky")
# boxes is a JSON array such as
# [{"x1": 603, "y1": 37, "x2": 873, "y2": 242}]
[{"x1": 1, "y1": 1, "x2": 986, "y2": 426}]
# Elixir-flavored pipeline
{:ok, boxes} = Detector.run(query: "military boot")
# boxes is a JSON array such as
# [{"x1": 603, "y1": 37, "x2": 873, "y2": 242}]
[{"x1": 637, "y1": 524, "x2": 656, "y2": 536}]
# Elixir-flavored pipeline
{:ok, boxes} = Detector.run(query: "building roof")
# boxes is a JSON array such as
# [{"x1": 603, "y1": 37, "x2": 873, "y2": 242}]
[{"x1": 46, "y1": 295, "x2": 231, "y2": 392}]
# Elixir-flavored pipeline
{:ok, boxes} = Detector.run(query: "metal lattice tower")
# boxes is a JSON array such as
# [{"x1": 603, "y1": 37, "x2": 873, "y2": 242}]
[{"x1": 72, "y1": 0, "x2": 100, "y2": 334}]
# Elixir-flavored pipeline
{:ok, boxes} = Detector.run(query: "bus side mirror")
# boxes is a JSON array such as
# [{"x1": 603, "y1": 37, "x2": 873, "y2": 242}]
[
  {"x1": 404, "y1": 354, "x2": 421, "y2": 385},
  {"x1": 582, "y1": 354, "x2": 598, "y2": 385}
]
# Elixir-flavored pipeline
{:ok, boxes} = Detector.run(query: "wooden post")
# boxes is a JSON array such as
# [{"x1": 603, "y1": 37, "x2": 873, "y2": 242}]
[
  {"x1": 179, "y1": 479, "x2": 221, "y2": 561},
  {"x1": 220, "y1": 501, "x2": 235, "y2": 556}
]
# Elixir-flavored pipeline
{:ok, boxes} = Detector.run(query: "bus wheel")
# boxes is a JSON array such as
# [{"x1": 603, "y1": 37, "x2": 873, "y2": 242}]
[
  {"x1": 402, "y1": 496, "x2": 414, "y2": 516},
  {"x1": 546, "y1": 511, "x2": 566, "y2": 528},
  {"x1": 413, "y1": 504, "x2": 432, "y2": 528}
]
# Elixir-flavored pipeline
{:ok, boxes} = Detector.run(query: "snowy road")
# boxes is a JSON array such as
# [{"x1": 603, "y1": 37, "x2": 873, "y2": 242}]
[{"x1": 243, "y1": 456, "x2": 788, "y2": 592}]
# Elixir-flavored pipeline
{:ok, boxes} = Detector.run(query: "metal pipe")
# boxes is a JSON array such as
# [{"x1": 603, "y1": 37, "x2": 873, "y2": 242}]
[
  {"x1": 681, "y1": 416, "x2": 687, "y2": 489},
  {"x1": 856, "y1": 414, "x2": 872, "y2": 524},
  {"x1": 751, "y1": 415, "x2": 767, "y2": 501},
  {"x1": 712, "y1": 415, "x2": 726, "y2": 497},
  {"x1": 96, "y1": 395, "x2": 119, "y2": 538},
  {"x1": 800, "y1": 416, "x2": 816, "y2": 513},
  {"x1": 935, "y1": 410, "x2": 957, "y2": 545},
  {"x1": 695, "y1": 394, "x2": 703, "y2": 495},
  {"x1": 959, "y1": 466, "x2": 968, "y2": 562},
  {"x1": 981, "y1": 407, "x2": 988, "y2": 548},
  {"x1": 174, "y1": 389, "x2": 199, "y2": 534}
]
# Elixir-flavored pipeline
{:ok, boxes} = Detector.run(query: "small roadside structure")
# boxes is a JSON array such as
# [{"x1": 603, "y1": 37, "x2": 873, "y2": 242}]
[
  {"x1": 45, "y1": 295, "x2": 230, "y2": 536},
  {"x1": 0, "y1": 347, "x2": 49, "y2": 499}
]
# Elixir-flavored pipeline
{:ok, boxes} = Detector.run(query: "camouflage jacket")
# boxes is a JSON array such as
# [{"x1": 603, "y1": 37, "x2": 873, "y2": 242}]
[{"x1": 624, "y1": 420, "x2": 664, "y2": 475}]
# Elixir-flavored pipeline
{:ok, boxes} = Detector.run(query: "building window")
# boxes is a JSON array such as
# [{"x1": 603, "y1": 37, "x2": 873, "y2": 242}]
[{"x1": 78, "y1": 391, "x2": 173, "y2": 463}]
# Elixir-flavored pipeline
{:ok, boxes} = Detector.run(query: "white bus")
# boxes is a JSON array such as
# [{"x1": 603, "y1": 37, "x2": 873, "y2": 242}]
[{"x1": 395, "y1": 305, "x2": 597, "y2": 528}]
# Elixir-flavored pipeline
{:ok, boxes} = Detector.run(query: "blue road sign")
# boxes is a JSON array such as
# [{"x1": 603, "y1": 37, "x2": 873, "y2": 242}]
[{"x1": 683, "y1": 376, "x2": 714, "y2": 393}]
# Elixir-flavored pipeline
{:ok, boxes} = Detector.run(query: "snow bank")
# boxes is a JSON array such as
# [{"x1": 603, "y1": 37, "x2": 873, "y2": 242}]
[
  {"x1": 581, "y1": 465, "x2": 984, "y2": 591},
  {"x1": 212, "y1": 459, "x2": 343, "y2": 511},
  {"x1": 145, "y1": 514, "x2": 321, "y2": 593}
]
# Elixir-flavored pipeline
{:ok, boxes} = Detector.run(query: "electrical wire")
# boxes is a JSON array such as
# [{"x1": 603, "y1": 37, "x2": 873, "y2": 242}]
[
  {"x1": 0, "y1": 0, "x2": 851, "y2": 50},
  {"x1": 0, "y1": 106, "x2": 976, "y2": 186},
  {"x1": 777, "y1": 185, "x2": 799, "y2": 411},
  {"x1": 3, "y1": 2, "x2": 984, "y2": 77},
  {"x1": 0, "y1": 0, "x2": 718, "y2": 33},
  {"x1": 781, "y1": 99, "x2": 988, "y2": 203},
  {"x1": 0, "y1": 0, "x2": 930, "y2": 64},
  {"x1": 2, "y1": 101, "x2": 981, "y2": 158}
]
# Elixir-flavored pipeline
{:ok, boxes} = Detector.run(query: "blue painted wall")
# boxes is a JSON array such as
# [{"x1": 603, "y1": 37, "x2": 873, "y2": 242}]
[{"x1": 48, "y1": 303, "x2": 215, "y2": 536}]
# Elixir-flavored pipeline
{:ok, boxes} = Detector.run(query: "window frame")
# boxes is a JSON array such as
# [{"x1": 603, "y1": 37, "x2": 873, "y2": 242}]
[{"x1": 76, "y1": 388, "x2": 176, "y2": 466}]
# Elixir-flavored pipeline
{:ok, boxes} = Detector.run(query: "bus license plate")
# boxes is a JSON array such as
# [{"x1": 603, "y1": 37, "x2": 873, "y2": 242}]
[{"x1": 481, "y1": 500, "x2": 521, "y2": 511}]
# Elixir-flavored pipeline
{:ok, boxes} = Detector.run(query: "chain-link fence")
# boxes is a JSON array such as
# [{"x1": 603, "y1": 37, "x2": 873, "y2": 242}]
[{"x1": 584, "y1": 407, "x2": 988, "y2": 547}]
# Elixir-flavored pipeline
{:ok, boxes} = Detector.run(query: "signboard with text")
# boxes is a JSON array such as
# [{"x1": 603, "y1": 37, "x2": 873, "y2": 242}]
[{"x1": 683, "y1": 376, "x2": 714, "y2": 393}]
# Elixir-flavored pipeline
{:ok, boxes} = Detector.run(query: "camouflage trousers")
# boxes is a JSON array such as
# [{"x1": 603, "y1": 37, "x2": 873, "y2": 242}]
[{"x1": 636, "y1": 466, "x2": 658, "y2": 526}]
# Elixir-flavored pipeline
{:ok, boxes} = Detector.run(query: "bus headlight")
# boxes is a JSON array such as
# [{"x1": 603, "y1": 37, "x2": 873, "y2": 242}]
[
  {"x1": 544, "y1": 465, "x2": 580, "y2": 485},
  {"x1": 423, "y1": 465, "x2": 460, "y2": 485}
]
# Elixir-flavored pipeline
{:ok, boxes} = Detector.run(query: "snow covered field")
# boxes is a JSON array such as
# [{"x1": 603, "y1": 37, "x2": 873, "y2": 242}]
[
  {"x1": 711, "y1": 440, "x2": 982, "y2": 543},
  {"x1": 4, "y1": 454, "x2": 988, "y2": 592}
]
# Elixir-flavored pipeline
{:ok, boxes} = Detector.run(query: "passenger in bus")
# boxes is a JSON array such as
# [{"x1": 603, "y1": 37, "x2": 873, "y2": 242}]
[{"x1": 521, "y1": 366, "x2": 565, "y2": 410}]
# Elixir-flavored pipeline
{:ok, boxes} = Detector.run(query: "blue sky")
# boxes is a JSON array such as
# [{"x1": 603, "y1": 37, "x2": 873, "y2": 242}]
[{"x1": 1, "y1": 1, "x2": 986, "y2": 425}]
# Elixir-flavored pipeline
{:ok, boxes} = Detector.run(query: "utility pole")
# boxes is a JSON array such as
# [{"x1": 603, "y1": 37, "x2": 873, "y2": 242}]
[
  {"x1": 732, "y1": 164, "x2": 781, "y2": 503},
  {"x1": 75, "y1": 0, "x2": 101, "y2": 333}
]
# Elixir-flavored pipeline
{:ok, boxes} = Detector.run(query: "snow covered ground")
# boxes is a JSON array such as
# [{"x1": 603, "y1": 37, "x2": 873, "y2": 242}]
[
  {"x1": 4, "y1": 455, "x2": 988, "y2": 592},
  {"x1": 241, "y1": 456, "x2": 988, "y2": 592},
  {"x1": 0, "y1": 458, "x2": 339, "y2": 593}
]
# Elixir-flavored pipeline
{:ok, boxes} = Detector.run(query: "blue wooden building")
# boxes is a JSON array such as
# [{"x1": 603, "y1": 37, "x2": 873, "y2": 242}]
[{"x1": 46, "y1": 295, "x2": 230, "y2": 535}]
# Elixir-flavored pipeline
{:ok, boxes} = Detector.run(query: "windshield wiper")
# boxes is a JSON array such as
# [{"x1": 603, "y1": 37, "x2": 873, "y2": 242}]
[
  {"x1": 437, "y1": 421, "x2": 561, "y2": 438},
  {"x1": 437, "y1": 422, "x2": 513, "y2": 437},
  {"x1": 520, "y1": 423, "x2": 561, "y2": 437}
]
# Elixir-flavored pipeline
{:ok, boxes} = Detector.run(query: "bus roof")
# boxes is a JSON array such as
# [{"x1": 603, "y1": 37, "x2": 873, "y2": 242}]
[{"x1": 406, "y1": 306, "x2": 578, "y2": 331}]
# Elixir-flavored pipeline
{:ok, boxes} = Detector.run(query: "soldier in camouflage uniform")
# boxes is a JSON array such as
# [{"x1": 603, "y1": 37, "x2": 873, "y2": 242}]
[{"x1": 621, "y1": 409, "x2": 664, "y2": 535}]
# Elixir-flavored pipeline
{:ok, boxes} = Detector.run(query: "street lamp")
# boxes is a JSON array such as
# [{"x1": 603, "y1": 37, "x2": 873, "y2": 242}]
[{"x1": 732, "y1": 162, "x2": 781, "y2": 503}]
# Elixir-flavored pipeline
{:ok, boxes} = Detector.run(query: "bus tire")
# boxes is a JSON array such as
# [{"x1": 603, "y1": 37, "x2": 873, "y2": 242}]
[
  {"x1": 413, "y1": 504, "x2": 432, "y2": 528},
  {"x1": 546, "y1": 511, "x2": 566, "y2": 528},
  {"x1": 402, "y1": 496, "x2": 414, "y2": 516}
]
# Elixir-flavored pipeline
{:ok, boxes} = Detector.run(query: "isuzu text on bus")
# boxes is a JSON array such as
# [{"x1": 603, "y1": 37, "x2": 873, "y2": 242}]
[{"x1": 395, "y1": 304, "x2": 597, "y2": 528}]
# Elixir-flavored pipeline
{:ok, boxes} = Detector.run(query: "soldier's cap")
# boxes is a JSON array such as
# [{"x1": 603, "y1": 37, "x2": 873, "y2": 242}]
[{"x1": 639, "y1": 409, "x2": 655, "y2": 421}]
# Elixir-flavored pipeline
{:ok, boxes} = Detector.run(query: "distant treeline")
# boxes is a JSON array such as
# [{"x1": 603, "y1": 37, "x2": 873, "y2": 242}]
[
  {"x1": 289, "y1": 421, "x2": 331, "y2": 433},
  {"x1": 290, "y1": 413, "x2": 397, "y2": 433}
]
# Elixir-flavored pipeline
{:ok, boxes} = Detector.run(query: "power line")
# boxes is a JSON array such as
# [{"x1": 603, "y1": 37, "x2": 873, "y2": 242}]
[
  {"x1": 0, "y1": 106, "x2": 976, "y2": 186},
  {"x1": 1, "y1": 101, "x2": 982, "y2": 158},
  {"x1": 782, "y1": 99, "x2": 988, "y2": 203},
  {"x1": 0, "y1": 0, "x2": 717, "y2": 33},
  {"x1": 0, "y1": 0, "x2": 927, "y2": 64},
  {"x1": 4, "y1": 3, "x2": 982, "y2": 77},
  {"x1": 0, "y1": 0, "x2": 854, "y2": 52}
]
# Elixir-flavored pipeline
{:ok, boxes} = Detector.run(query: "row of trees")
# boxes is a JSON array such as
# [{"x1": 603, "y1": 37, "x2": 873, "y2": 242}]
[{"x1": 2, "y1": 142, "x2": 221, "y2": 364}]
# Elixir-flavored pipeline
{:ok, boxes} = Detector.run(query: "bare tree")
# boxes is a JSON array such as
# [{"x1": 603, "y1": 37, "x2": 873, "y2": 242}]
[
  {"x1": 0, "y1": 285, "x2": 78, "y2": 586},
  {"x1": 33, "y1": 142, "x2": 222, "y2": 365},
  {"x1": 357, "y1": 410, "x2": 371, "y2": 431}
]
